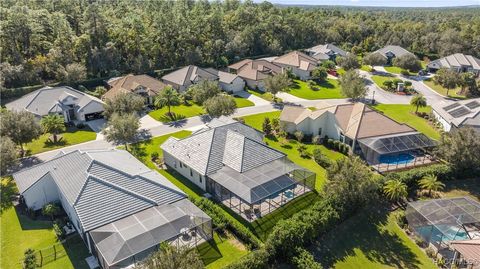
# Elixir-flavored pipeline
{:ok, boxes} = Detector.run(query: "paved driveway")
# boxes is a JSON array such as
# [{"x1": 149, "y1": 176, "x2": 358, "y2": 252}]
[{"x1": 86, "y1": 118, "x2": 106, "y2": 133}]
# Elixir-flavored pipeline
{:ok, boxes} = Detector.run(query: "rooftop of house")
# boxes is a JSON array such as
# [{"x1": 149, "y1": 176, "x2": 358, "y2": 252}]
[
  {"x1": 428, "y1": 53, "x2": 480, "y2": 70},
  {"x1": 204, "y1": 68, "x2": 241, "y2": 84},
  {"x1": 103, "y1": 74, "x2": 168, "y2": 100},
  {"x1": 432, "y1": 98, "x2": 480, "y2": 127},
  {"x1": 161, "y1": 65, "x2": 218, "y2": 87},
  {"x1": 229, "y1": 59, "x2": 283, "y2": 81},
  {"x1": 12, "y1": 149, "x2": 186, "y2": 232},
  {"x1": 373, "y1": 45, "x2": 414, "y2": 59},
  {"x1": 281, "y1": 102, "x2": 415, "y2": 140},
  {"x1": 273, "y1": 50, "x2": 318, "y2": 71},
  {"x1": 305, "y1": 43, "x2": 348, "y2": 60},
  {"x1": 5, "y1": 86, "x2": 103, "y2": 117}
]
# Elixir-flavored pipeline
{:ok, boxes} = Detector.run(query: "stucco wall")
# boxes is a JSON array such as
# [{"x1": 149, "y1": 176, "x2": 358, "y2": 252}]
[
  {"x1": 220, "y1": 77, "x2": 245, "y2": 93},
  {"x1": 77, "y1": 100, "x2": 104, "y2": 121},
  {"x1": 163, "y1": 151, "x2": 206, "y2": 190},
  {"x1": 23, "y1": 173, "x2": 59, "y2": 210},
  {"x1": 432, "y1": 109, "x2": 452, "y2": 132}
]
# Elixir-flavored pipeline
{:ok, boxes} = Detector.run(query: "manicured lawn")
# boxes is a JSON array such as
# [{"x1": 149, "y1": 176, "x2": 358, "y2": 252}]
[
  {"x1": 423, "y1": 79, "x2": 466, "y2": 99},
  {"x1": 314, "y1": 206, "x2": 437, "y2": 269},
  {"x1": 360, "y1": 65, "x2": 372, "y2": 72},
  {"x1": 384, "y1": 66, "x2": 416, "y2": 75},
  {"x1": 371, "y1": 74, "x2": 396, "y2": 90},
  {"x1": 1, "y1": 179, "x2": 89, "y2": 269},
  {"x1": 241, "y1": 111, "x2": 344, "y2": 189},
  {"x1": 337, "y1": 67, "x2": 346, "y2": 76},
  {"x1": 148, "y1": 102, "x2": 205, "y2": 122},
  {"x1": 25, "y1": 126, "x2": 96, "y2": 155},
  {"x1": 247, "y1": 88, "x2": 277, "y2": 102},
  {"x1": 371, "y1": 104, "x2": 440, "y2": 140},
  {"x1": 233, "y1": 96, "x2": 255, "y2": 108},
  {"x1": 287, "y1": 79, "x2": 343, "y2": 100},
  {"x1": 199, "y1": 233, "x2": 248, "y2": 269}
]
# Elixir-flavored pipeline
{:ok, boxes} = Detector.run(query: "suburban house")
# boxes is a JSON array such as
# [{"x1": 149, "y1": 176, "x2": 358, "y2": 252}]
[
  {"x1": 280, "y1": 102, "x2": 436, "y2": 170},
  {"x1": 228, "y1": 59, "x2": 283, "y2": 91},
  {"x1": 406, "y1": 197, "x2": 480, "y2": 268},
  {"x1": 272, "y1": 50, "x2": 318, "y2": 80},
  {"x1": 372, "y1": 45, "x2": 415, "y2": 65},
  {"x1": 305, "y1": 43, "x2": 348, "y2": 62},
  {"x1": 161, "y1": 65, "x2": 218, "y2": 92},
  {"x1": 161, "y1": 117, "x2": 316, "y2": 221},
  {"x1": 427, "y1": 53, "x2": 480, "y2": 76},
  {"x1": 432, "y1": 98, "x2": 480, "y2": 132},
  {"x1": 5, "y1": 86, "x2": 104, "y2": 122},
  {"x1": 204, "y1": 68, "x2": 246, "y2": 93},
  {"x1": 104, "y1": 74, "x2": 168, "y2": 105},
  {"x1": 12, "y1": 149, "x2": 212, "y2": 269}
]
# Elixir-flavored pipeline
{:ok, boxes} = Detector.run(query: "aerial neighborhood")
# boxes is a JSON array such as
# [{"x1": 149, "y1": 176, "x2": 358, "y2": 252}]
[{"x1": 1, "y1": 2, "x2": 479, "y2": 269}]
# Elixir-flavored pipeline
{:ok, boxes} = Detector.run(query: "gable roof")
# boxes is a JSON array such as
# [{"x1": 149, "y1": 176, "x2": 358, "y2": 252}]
[
  {"x1": 428, "y1": 53, "x2": 480, "y2": 70},
  {"x1": 306, "y1": 43, "x2": 348, "y2": 60},
  {"x1": 232, "y1": 59, "x2": 283, "y2": 81},
  {"x1": 273, "y1": 51, "x2": 318, "y2": 71},
  {"x1": 103, "y1": 74, "x2": 168, "y2": 100},
  {"x1": 161, "y1": 118, "x2": 280, "y2": 175},
  {"x1": 373, "y1": 45, "x2": 414, "y2": 59},
  {"x1": 13, "y1": 149, "x2": 186, "y2": 232},
  {"x1": 205, "y1": 68, "x2": 241, "y2": 84},
  {"x1": 161, "y1": 65, "x2": 218, "y2": 87},
  {"x1": 5, "y1": 86, "x2": 104, "y2": 117},
  {"x1": 431, "y1": 98, "x2": 480, "y2": 127}
]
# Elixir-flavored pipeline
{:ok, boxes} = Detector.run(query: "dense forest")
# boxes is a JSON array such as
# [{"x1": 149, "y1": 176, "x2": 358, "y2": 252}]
[{"x1": 1, "y1": 0, "x2": 479, "y2": 89}]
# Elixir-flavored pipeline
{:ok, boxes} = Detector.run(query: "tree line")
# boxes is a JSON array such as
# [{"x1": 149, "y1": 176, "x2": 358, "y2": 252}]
[{"x1": 1, "y1": 0, "x2": 479, "y2": 89}]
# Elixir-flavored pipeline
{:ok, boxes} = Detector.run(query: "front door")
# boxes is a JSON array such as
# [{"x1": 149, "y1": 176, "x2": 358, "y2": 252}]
[{"x1": 68, "y1": 109, "x2": 75, "y2": 121}]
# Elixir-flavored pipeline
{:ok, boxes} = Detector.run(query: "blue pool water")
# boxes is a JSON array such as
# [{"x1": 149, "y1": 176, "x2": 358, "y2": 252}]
[
  {"x1": 379, "y1": 153, "x2": 415, "y2": 165},
  {"x1": 416, "y1": 225, "x2": 469, "y2": 243}
]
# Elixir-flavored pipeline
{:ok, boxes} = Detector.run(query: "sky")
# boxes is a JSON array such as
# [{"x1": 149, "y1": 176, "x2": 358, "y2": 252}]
[{"x1": 252, "y1": 0, "x2": 480, "y2": 7}]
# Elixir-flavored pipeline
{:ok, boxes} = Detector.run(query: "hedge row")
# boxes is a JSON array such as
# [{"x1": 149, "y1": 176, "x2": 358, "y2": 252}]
[
  {"x1": 225, "y1": 195, "x2": 346, "y2": 269},
  {"x1": 385, "y1": 163, "x2": 454, "y2": 188},
  {"x1": 190, "y1": 196, "x2": 262, "y2": 249}
]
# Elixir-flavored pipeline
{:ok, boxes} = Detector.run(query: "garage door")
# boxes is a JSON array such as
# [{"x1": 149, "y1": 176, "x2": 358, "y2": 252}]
[{"x1": 85, "y1": 112, "x2": 104, "y2": 121}]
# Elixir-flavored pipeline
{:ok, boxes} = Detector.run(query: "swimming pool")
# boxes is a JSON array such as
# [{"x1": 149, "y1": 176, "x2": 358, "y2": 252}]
[
  {"x1": 379, "y1": 153, "x2": 415, "y2": 165},
  {"x1": 416, "y1": 225, "x2": 469, "y2": 243}
]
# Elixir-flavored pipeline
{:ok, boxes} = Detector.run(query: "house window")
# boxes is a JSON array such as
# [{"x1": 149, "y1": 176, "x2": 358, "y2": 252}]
[
  {"x1": 174, "y1": 161, "x2": 177, "y2": 168},
  {"x1": 199, "y1": 175, "x2": 202, "y2": 183},
  {"x1": 190, "y1": 168, "x2": 193, "y2": 176},
  {"x1": 318, "y1": 128, "x2": 322, "y2": 136}
]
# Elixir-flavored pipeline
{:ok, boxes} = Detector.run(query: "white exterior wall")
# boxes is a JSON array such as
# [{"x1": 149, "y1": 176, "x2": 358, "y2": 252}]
[
  {"x1": 292, "y1": 68, "x2": 312, "y2": 81},
  {"x1": 282, "y1": 112, "x2": 341, "y2": 139},
  {"x1": 244, "y1": 78, "x2": 261, "y2": 91},
  {"x1": 22, "y1": 174, "x2": 59, "y2": 210},
  {"x1": 163, "y1": 152, "x2": 206, "y2": 190},
  {"x1": 219, "y1": 77, "x2": 245, "y2": 93},
  {"x1": 432, "y1": 109, "x2": 452, "y2": 132}
]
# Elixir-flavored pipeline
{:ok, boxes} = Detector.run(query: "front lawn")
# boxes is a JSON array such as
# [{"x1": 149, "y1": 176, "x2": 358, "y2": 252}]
[
  {"x1": 1, "y1": 179, "x2": 89, "y2": 269},
  {"x1": 199, "y1": 233, "x2": 248, "y2": 269},
  {"x1": 423, "y1": 79, "x2": 466, "y2": 99},
  {"x1": 371, "y1": 74, "x2": 396, "y2": 90},
  {"x1": 25, "y1": 126, "x2": 96, "y2": 155},
  {"x1": 384, "y1": 66, "x2": 416, "y2": 76},
  {"x1": 241, "y1": 111, "x2": 344, "y2": 189},
  {"x1": 148, "y1": 102, "x2": 205, "y2": 123},
  {"x1": 247, "y1": 88, "x2": 276, "y2": 102},
  {"x1": 371, "y1": 104, "x2": 440, "y2": 140},
  {"x1": 287, "y1": 79, "x2": 344, "y2": 100},
  {"x1": 233, "y1": 95, "x2": 255, "y2": 108},
  {"x1": 313, "y1": 206, "x2": 437, "y2": 269}
]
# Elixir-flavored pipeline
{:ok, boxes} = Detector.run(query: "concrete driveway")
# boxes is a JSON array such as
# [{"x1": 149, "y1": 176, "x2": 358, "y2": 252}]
[
  {"x1": 234, "y1": 90, "x2": 271, "y2": 106},
  {"x1": 86, "y1": 118, "x2": 106, "y2": 133}
]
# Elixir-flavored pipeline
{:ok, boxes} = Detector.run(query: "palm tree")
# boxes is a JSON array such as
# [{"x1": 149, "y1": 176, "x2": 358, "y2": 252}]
[
  {"x1": 40, "y1": 114, "x2": 66, "y2": 143},
  {"x1": 154, "y1": 86, "x2": 180, "y2": 120},
  {"x1": 418, "y1": 174, "x2": 445, "y2": 197},
  {"x1": 383, "y1": 179, "x2": 408, "y2": 202},
  {"x1": 410, "y1": 94, "x2": 427, "y2": 114}
]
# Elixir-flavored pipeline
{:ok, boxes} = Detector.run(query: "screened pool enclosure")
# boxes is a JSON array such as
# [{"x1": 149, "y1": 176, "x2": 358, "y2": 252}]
[
  {"x1": 206, "y1": 158, "x2": 316, "y2": 221},
  {"x1": 406, "y1": 197, "x2": 480, "y2": 248}
]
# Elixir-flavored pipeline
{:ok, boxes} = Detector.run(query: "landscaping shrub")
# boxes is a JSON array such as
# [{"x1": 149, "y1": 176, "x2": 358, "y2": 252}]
[
  {"x1": 343, "y1": 144, "x2": 351, "y2": 155},
  {"x1": 333, "y1": 140, "x2": 340, "y2": 151},
  {"x1": 425, "y1": 247, "x2": 436, "y2": 258},
  {"x1": 53, "y1": 219, "x2": 65, "y2": 239},
  {"x1": 262, "y1": 118, "x2": 272, "y2": 136},
  {"x1": 294, "y1": 131, "x2": 304, "y2": 142},
  {"x1": 312, "y1": 135, "x2": 321, "y2": 145},
  {"x1": 151, "y1": 152, "x2": 159, "y2": 160},
  {"x1": 395, "y1": 211, "x2": 408, "y2": 229},
  {"x1": 23, "y1": 248, "x2": 36, "y2": 269},
  {"x1": 290, "y1": 247, "x2": 323, "y2": 269},
  {"x1": 385, "y1": 163, "x2": 453, "y2": 189},
  {"x1": 393, "y1": 78, "x2": 403, "y2": 85},
  {"x1": 339, "y1": 143, "x2": 345, "y2": 153},
  {"x1": 297, "y1": 145, "x2": 310, "y2": 159},
  {"x1": 271, "y1": 118, "x2": 280, "y2": 133},
  {"x1": 313, "y1": 149, "x2": 332, "y2": 169},
  {"x1": 189, "y1": 196, "x2": 262, "y2": 249},
  {"x1": 224, "y1": 247, "x2": 271, "y2": 269},
  {"x1": 400, "y1": 69, "x2": 410, "y2": 76}
]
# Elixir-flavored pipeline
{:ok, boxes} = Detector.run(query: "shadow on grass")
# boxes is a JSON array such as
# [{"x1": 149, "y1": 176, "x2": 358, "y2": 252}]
[
  {"x1": 313, "y1": 206, "x2": 424, "y2": 269},
  {"x1": 43, "y1": 139, "x2": 67, "y2": 148},
  {"x1": 14, "y1": 206, "x2": 52, "y2": 230},
  {"x1": 1, "y1": 177, "x2": 17, "y2": 213},
  {"x1": 442, "y1": 178, "x2": 480, "y2": 201},
  {"x1": 61, "y1": 235, "x2": 90, "y2": 269},
  {"x1": 197, "y1": 236, "x2": 223, "y2": 266},
  {"x1": 159, "y1": 112, "x2": 187, "y2": 123},
  {"x1": 317, "y1": 80, "x2": 336, "y2": 89}
]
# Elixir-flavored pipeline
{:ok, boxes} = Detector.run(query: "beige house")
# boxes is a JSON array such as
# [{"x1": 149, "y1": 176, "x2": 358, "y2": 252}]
[
  {"x1": 272, "y1": 51, "x2": 318, "y2": 80},
  {"x1": 161, "y1": 65, "x2": 218, "y2": 92},
  {"x1": 104, "y1": 74, "x2": 168, "y2": 105},
  {"x1": 280, "y1": 102, "x2": 435, "y2": 165},
  {"x1": 228, "y1": 59, "x2": 283, "y2": 91},
  {"x1": 427, "y1": 53, "x2": 480, "y2": 76}
]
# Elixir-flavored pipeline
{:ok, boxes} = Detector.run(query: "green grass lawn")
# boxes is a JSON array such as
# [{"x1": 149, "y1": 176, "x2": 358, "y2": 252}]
[
  {"x1": 247, "y1": 88, "x2": 278, "y2": 102},
  {"x1": 337, "y1": 67, "x2": 346, "y2": 76},
  {"x1": 287, "y1": 79, "x2": 344, "y2": 100},
  {"x1": 440, "y1": 178, "x2": 480, "y2": 201},
  {"x1": 241, "y1": 111, "x2": 344, "y2": 189},
  {"x1": 371, "y1": 104, "x2": 440, "y2": 140},
  {"x1": 25, "y1": 126, "x2": 96, "y2": 155},
  {"x1": 233, "y1": 96, "x2": 255, "y2": 108},
  {"x1": 360, "y1": 65, "x2": 372, "y2": 72},
  {"x1": 148, "y1": 102, "x2": 205, "y2": 123},
  {"x1": 314, "y1": 206, "x2": 437, "y2": 269},
  {"x1": 199, "y1": 233, "x2": 248, "y2": 269},
  {"x1": 423, "y1": 79, "x2": 466, "y2": 99},
  {"x1": 371, "y1": 74, "x2": 396, "y2": 90},
  {"x1": 384, "y1": 66, "x2": 416, "y2": 76},
  {"x1": 1, "y1": 179, "x2": 89, "y2": 269}
]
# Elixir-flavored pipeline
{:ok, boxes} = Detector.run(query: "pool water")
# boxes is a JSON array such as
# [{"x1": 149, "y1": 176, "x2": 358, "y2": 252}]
[
  {"x1": 416, "y1": 225, "x2": 469, "y2": 243},
  {"x1": 379, "y1": 153, "x2": 415, "y2": 165}
]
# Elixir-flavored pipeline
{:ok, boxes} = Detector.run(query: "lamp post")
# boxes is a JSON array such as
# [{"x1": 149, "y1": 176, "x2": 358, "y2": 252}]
[{"x1": 372, "y1": 90, "x2": 376, "y2": 105}]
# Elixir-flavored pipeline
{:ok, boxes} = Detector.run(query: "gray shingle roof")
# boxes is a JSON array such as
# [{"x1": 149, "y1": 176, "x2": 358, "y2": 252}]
[
  {"x1": 161, "y1": 119, "x2": 271, "y2": 175},
  {"x1": 12, "y1": 149, "x2": 186, "y2": 232},
  {"x1": 306, "y1": 43, "x2": 348, "y2": 59},
  {"x1": 161, "y1": 65, "x2": 218, "y2": 87},
  {"x1": 5, "y1": 86, "x2": 104, "y2": 117},
  {"x1": 428, "y1": 53, "x2": 480, "y2": 70},
  {"x1": 373, "y1": 45, "x2": 414, "y2": 59}
]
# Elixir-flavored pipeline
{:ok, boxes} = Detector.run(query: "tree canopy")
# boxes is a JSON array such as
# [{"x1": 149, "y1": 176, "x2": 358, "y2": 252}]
[
  {"x1": 102, "y1": 113, "x2": 140, "y2": 150},
  {"x1": 203, "y1": 94, "x2": 237, "y2": 118},
  {"x1": 0, "y1": 110, "x2": 41, "y2": 155},
  {"x1": 0, "y1": 136, "x2": 18, "y2": 176},
  {"x1": 264, "y1": 73, "x2": 291, "y2": 101},
  {"x1": 40, "y1": 114, "x2": 66, "y2": 143},
  {"x1": 190, "y1": 80, "x2": 222, "y2": 105},
  {"x1": 336, "y1": 54, "x2": 360, "y2": 70},
  {"x1": 362, "y1": 52, "x2": 386, "y2": 66},
  {"x1": 338, "y1": 70, "x2": 367, "y2": 100},
  {"x1": 393, "y1": 54, "x2": 422, "y2": 72},
  {"x1": 103, "y1": 93, "x2": 145, "y2": 118}
]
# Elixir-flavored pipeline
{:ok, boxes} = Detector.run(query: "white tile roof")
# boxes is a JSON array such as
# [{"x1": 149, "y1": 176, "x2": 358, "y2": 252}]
[
  {"x1": 428, "y1": 53, "x2": 480, "y2": 70},
  {"x1": 373, "y1": 45, "x2": 414, "y2": 59}
]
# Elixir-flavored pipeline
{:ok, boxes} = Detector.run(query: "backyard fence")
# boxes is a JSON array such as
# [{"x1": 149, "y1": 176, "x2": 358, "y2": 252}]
[{"x1": 34, "y1": 241, "x2": 68, "y2": 267}]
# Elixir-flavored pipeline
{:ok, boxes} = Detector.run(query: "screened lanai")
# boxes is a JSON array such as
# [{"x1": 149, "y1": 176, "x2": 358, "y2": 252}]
[
  {"x1": 89, "y1": 199, "x2": 212, "y2": 269},
  {"x1": 207, "y1": 158, "x2": 316, "y2": 221},
  {"x1": 406, "y1": 197, "x2": 480, "y2": 249}
]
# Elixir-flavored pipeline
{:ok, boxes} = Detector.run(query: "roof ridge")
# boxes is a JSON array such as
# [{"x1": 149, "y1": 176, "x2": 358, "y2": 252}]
[
  {"x1": 16, "y1": 150, "x2": 81, "y2": 175},
  {"x1": 204, "y1": 128, "x2": 217, "y2": 175},
  {"x1": 135, "y1": 172, "x2": 186, "y2": 199},
  {"x1": 73, "y1": 159, "x2": 96, "y2": 206}
]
